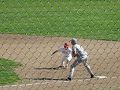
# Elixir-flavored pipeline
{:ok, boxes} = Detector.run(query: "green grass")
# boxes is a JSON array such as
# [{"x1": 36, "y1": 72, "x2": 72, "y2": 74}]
[
  {"x1": 0, "y1": 58, "x2": 22, "y2": 85},
  {"x1": 0, "y1": 0, "x2": 120, "y2": 41}
]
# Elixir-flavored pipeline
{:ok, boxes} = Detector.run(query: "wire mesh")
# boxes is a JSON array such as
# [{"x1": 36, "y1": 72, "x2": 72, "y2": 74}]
[{"x1": 0, "y1": 0, "x2": 120, "y2": 90}]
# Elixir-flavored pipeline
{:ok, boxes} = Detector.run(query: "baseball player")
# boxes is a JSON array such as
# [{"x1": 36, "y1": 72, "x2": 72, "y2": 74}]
[
  {"x1": 51, "y1": 43, "x2": 72, "y2": 68},
  {"x1": 67, "y1": 38, "x2": 94, "y2": 80}
]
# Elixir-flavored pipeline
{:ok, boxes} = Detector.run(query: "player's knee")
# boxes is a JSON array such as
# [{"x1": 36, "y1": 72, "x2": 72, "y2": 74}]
[
  {"x1": 84, "y1": 63, "x2": 88, "y2": 67},
  {"x1": 84, "y1": 64, "x2": 87, "y2": 67},
  {"x1": 85, "y1": 64, "x2": 90, "y2": 69},
  {"x1": 71, "y1": 64, "x2": 75, "y2": 68}
]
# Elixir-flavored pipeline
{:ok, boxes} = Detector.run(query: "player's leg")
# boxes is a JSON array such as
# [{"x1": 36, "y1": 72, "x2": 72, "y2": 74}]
[
  {"x1": 65, "y1": 60, "x2": 69, "y2": 68},
  {"x1": 66, "y1": 56, "x2": 72, "y2": 68},
  {"x1": 60, "y1": 57, "x2": 66, "y2": 68},
  {"x1": 67, "y1": 58, "x2": 82, "y2": 80},
  {"x1": 82, "y1": 58, "x2": 94, "y2": 78}
]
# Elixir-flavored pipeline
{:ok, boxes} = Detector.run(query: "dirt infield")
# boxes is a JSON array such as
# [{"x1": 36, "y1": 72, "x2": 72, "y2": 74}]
[{"x1": 0, "y1": 34, "x2": 120, "y2": 90}]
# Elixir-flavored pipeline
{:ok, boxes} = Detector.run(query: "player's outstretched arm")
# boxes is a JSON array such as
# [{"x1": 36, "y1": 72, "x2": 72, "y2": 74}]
[{"x1": 51, "y1": 50, "x2": 58, "y2": 56}]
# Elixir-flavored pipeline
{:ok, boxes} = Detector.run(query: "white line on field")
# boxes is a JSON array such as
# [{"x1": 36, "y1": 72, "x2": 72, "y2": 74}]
[{"x1": 0, "y1": 82, "x2": 50, "y2": 88}]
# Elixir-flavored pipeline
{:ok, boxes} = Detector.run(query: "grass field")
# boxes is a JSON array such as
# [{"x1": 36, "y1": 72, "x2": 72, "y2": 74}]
[
  {"x1": 0, "y1": 0, "x2": 120, "y2": 41},
  {"x1": 0, "y1": 58, "x2": 22, "y2": 85}
]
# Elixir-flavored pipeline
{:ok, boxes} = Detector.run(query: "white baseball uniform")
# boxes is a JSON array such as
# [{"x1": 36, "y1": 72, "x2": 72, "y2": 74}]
[
  {"x1": 58, "y1": 47, "x2": 72, "y2": 67},
  {"x1": 58, "y1": 47, "x2": 72, "y2": 61},
  {"x1": 72, "y1": 44, "x2": 88, "y2": 61},
  {"x1": 68, "y1": 44, "x2": 94, "y2": 79}
]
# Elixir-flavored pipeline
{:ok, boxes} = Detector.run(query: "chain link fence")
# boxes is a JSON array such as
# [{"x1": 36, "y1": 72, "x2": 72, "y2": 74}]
[{"x1": 0, "y1": 0, "x2": 120, "y2": 90}]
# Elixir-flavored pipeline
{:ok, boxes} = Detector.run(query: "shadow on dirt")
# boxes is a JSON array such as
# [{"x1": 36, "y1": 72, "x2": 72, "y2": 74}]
[
  {"x1": 34, "y1": 67, "x2": 66, "y2": 70},
  {"x1": 25, "y1": 77, "x2": 67, "y2": 81}
]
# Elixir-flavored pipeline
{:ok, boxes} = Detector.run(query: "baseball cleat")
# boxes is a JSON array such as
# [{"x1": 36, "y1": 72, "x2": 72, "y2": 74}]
[
  {"x1": 91, "y1": 74, "x2": 95, "y2": 78},
  {"x1": 66, "y1": 77, "x2": 72, "y2": 81},
  {"x1": 58, "y1": 66, "x2": 66, "y2": 69}
]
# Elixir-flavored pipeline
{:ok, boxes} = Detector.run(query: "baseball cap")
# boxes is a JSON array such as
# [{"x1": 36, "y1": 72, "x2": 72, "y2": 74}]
[{"x1": 70, "y1": 38, "x2": 77, "y2": 44}]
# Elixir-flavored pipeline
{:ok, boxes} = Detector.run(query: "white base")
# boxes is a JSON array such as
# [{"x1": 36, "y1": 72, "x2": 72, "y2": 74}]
[{"x1": 95, "y1": 76, "x2": 107, "y2": 79}]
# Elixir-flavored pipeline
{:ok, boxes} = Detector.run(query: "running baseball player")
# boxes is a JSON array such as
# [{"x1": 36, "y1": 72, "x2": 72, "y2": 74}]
[
  {"x1": 67, "y1": 38, "x2": 95, "y2": 80},
  {"x1": 51, "y1": 43, "x2": 72, "y2": 68}
]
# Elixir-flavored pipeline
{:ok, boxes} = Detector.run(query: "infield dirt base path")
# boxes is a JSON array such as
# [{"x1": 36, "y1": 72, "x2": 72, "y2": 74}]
[{"x1": 0, "y1": 34, "x2": 120, "y2": 90}]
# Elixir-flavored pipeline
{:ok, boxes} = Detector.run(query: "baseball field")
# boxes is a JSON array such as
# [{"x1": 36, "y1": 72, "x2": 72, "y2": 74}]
[{"x1": 0, "y1": 0, "x2": 120, "y2": 90}]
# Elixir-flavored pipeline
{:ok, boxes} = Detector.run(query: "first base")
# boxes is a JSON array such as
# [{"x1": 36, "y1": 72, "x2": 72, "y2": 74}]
[{"x1": 95, "y1": 76, "x2": 107, "y2": 79}]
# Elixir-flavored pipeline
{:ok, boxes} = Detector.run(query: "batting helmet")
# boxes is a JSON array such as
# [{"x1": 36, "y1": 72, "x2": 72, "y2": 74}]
[{"x1": 64, "y1": 43, "x2": 69, "y2": 49}]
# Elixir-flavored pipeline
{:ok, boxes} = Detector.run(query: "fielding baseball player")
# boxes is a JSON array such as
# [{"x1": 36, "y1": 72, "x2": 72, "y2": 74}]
[
  {"x1": 67, "y1": 38, "x2": 94, "y2": 80},
  {"x1": 51, "y1": 43, "x2": 72, "y2": 68}
]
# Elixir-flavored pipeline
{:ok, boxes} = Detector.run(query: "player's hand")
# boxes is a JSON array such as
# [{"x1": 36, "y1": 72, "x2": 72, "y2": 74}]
[
  {"x1": 51, "y1": 53, "x2": 54, "y2": 56},
  {"x1": 51, "y1": 54, "x2": 53, "y2": 57},
  {"x1": 51, "y1": 53, "x2": 54, "y2": 57},
  {"x1": 72, "y1": 51, "x2": 76, "y2": 57}
]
